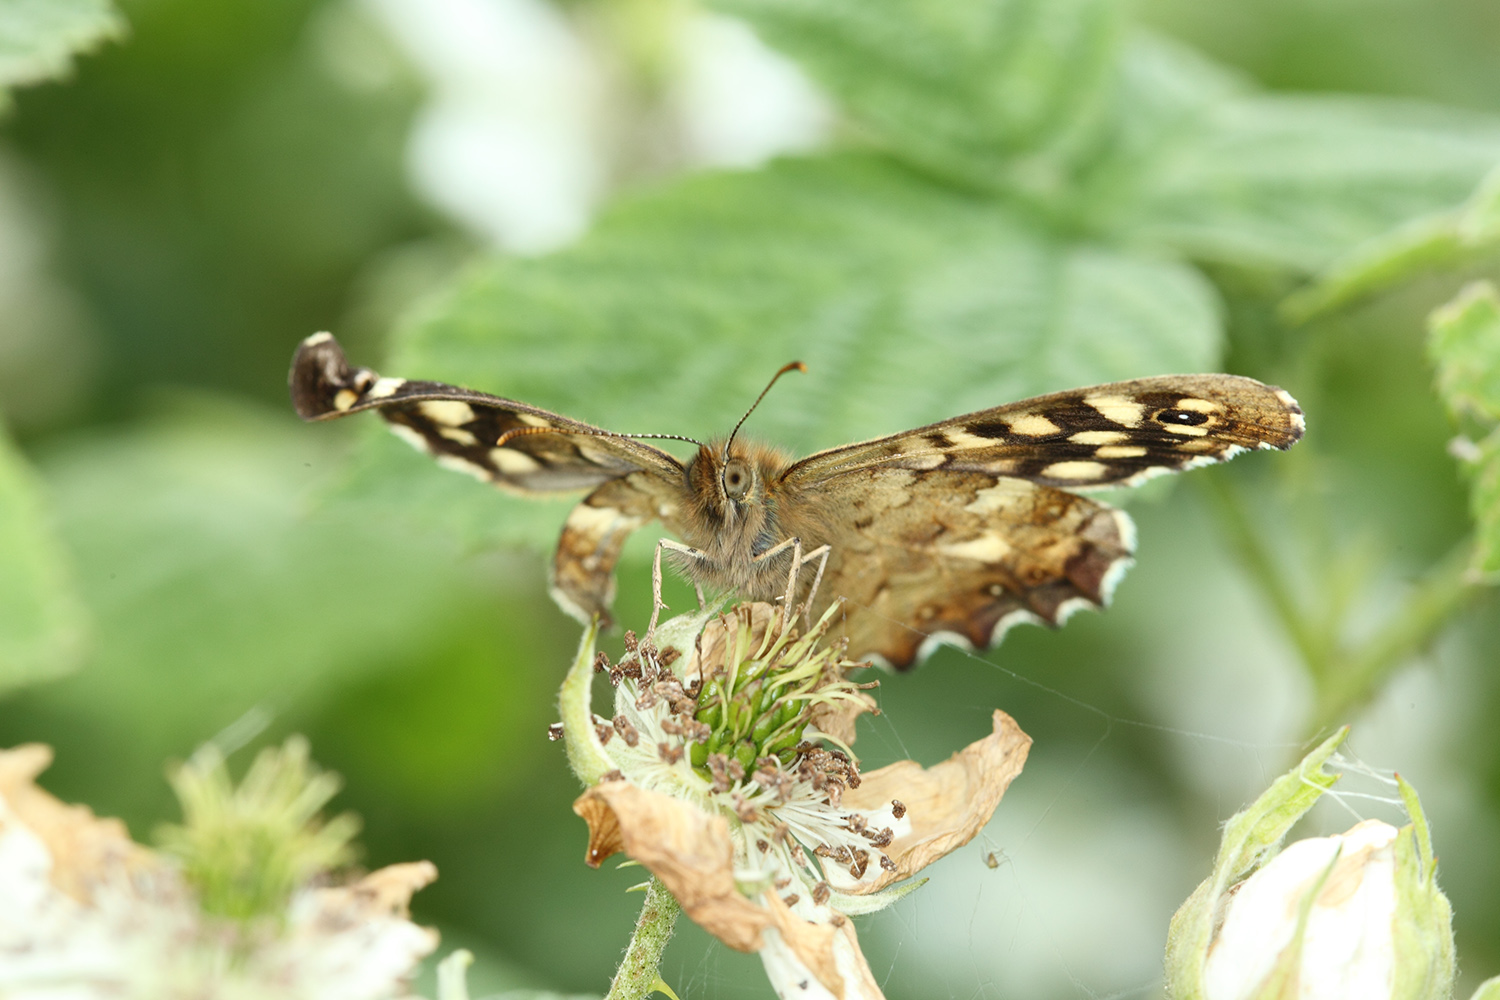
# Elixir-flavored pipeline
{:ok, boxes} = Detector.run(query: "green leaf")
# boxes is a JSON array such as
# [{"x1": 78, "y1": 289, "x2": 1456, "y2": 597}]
[
  {"x1": 0, "y1": 0, "x2": 125, "y2": 108},
  {"x1": 1282, "y1": 162, "x2": 1500, "y2": 322},
  {"x1": 1428, "y1": 282, "x2": 1500, "y2": 426},
  {"x1": 347, "y1": 154, "x2": 1221, "y2": 551},
  {"x1": 0, "y1": 422, "x2": 88, "y2": 693},
  {"x1": 1134, "y1": 96, "x2": 1500, "y2": 273},
  {"x1": 709, "y1": 0, "x2": 1125, "y2": 192},
  {"x1": 1427, "y1": 282, "x2": 1500, "y2": 576},
  {"x1": 29, "y1": 397, "x2": 527, "y2": 768}
]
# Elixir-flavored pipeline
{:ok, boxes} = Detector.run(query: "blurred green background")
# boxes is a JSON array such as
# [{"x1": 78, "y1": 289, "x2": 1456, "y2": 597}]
[{"x1": 2, "y1": 0, "x2": 1499, "y2": 997}]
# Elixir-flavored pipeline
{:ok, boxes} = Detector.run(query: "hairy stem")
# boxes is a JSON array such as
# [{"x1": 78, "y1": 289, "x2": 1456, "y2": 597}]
[
  {"x1": 1200, "y1": 476, "x2": 1328, "y2": 675},
  {"x1": 1310, "y1": 544, "x2": 1476, "y2": 732},
  {"x1": 603, "y1": 876, "x2": 682, "y2": 1000},
  {"x1": 1203, "y1": 476, "x2": 1477, "y2": 733}
]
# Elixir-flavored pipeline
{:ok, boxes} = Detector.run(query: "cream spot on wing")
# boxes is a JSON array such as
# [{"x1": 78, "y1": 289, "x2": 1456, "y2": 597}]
[
  {"x1": 388, "y1": 423, "x2": 430, "y2": 453},
  {"x1": 565, "y1": 502, "x2": 633, "y2": 535},
  {"x1": 1085, "y1": 394, "x2": 1144, "y2": 427},
  {"x1": 517, "y1": 412, "x2": 551, "y2": 428},
  {"x1": 917, "y1": 630, "x2": 976, "y2": 662},
  {"x1": 436, "y1": 453, "x2": 491, "y2": 482},
  {"x1": 421, "y1": 400, "x2": 476, "y2": 425},
  {"x1": 1054, "y1": 596, "x2": 1094, "y2": 625},
  {"x1": 944, "y1": 428, "x2": 1005, "y2": 449},
  {"x1": 989, "y1": 609, "x2": 1043, "y2": 647},
  {"x1": 1161, "y1": 422, "x2": 1209, "y2": 437},
  {"x1": 1008, "y1": 414, "x2": 1061, "y2": 436},
  {"x1": 368, "y1": 377, "x2": 404, "y2": 399},
  {"x1": 1095, "y1": 445, "x2": 1148, "y2": 458},
  {"x1": 1041, "y1": 460, "x2": 1108, "y2": 480},
  {"x1": 491, "y1": 448, "x2": 542, "y2": 475},
  {"x1": 1098, "y1": 555, "x2": 1135, "y2": 605},
  {"x1": 333, "y1": 389, "x2": 358, "y2": 411},
  {"x1": 303, "y1": 331, "x2": 334, "y2": 346},
  {"x1": 965, "y1": 480, "x2": 1030, "y2": 514},
  {"x1": 937, "y1": 535, "x2": 1013, "y2": 563},
  {"x1": 1110, "y1": 508, "x2": 1137, "y2": 553},
  {"x1": 1176, "y1": 397, "x2": 1219, "y2": 413},
  {"x1": 903, "y1": 453, "x2": 947, "y2": 470},
  {"x1": 1069, "y1": 430, "x2": 1129, "y2": 445},
  {"x1": 439, "y1": 427, "x2": 478, "y2": 446}
]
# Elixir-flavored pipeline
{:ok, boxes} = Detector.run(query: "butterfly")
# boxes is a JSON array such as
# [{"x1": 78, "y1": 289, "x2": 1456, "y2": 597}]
[{"x1": 291, "y1": 332, "x2": 1303, "y2": 668}]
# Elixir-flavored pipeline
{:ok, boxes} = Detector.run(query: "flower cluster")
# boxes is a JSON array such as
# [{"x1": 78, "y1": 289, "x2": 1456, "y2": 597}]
[
  {"x1": 560, "y1": 599, "x2": 1032, "y2": 999},
  {"x1": 0, "y1": 739, "x2": 454, "y2": 1000}
]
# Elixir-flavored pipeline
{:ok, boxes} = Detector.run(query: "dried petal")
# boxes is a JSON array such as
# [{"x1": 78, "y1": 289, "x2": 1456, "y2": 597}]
[
  {"x1": 573, "y1": 781, "x2": 770, "y2": 952},
  {"x1": 833, "y1": 711, "x2": 1030, "y2": 893},
  {"x1": 0, "y1": 743, "x2": 157, "y2": 900}
]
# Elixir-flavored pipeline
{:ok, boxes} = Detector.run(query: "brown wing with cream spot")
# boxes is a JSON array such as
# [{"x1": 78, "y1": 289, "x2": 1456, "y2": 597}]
[
  {"x1": 290, "y1": 332, "x2": 685, "y2": 493},
  {"x1": 291, "y1": 332, "x2": 691, "y2": 626},
  {"x1": 779, "y1": 469, "x2": 1135, "y2": 669},
  {"x1": 552, "y1": 474, "x2": 694, "y2": 627},
  {"x1": 782, "y1": 374, "x2": 1304, "y2": 490}
]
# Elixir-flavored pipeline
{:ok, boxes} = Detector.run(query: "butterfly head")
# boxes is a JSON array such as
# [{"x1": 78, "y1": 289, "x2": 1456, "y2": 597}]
[{"x1": 687, "y1": 439, "x2": 790, "y2": 522}]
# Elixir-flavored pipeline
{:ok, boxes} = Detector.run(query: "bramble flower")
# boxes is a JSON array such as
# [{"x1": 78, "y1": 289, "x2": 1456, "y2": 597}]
[
  {"x1": 0, "y1": 738, "x2": 451, "y2": 1000},
  {"x1": 559, "y1": 600, "x2": 1031, "y2": 999},
  {"x1": 1166, "y1": 729, "x2": 1457, "y2": 1000}
]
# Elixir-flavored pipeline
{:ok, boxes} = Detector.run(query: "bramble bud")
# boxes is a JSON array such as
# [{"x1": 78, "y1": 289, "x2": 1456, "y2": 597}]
[{"x1": 1166, "y1": 729, "x2": 1455, "y2": 1000}]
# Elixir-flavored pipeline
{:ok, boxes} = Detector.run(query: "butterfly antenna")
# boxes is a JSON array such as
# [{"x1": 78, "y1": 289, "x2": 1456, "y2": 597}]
[
  {"x1": 725, "y1": 361, "x2": 807, "y2": 456},
  {"x1": 627, "y1": 433, "x2": 707, "y2": 447},
  {"x1": 495, "y1": 426, "x2": 704, "y2": 449}
]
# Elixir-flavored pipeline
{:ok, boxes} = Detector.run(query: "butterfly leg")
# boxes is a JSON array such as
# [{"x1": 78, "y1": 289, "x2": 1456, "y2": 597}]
[
  {"x1": 797, "y1": 544, "x2": 831, "y2": 626},
  {"x1": 648, "y1": 537, "x2": 709, "y2": 640}
]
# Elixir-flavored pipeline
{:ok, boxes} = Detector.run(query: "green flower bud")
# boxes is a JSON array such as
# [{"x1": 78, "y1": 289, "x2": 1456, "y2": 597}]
[{"x1": 1166, "y1": 729, "x2": 1455, "y2": 1000}]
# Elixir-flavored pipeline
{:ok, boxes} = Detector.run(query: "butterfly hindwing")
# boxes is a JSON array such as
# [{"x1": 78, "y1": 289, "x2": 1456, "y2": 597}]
[{"x1": 780, "y1": 469, "x2": 1135, "y2": 668}]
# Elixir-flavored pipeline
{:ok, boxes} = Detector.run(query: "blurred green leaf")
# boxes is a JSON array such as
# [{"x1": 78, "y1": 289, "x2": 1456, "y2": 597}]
[
  {"x1": 1133, "y1": 96, "x2": 1500, "y2": 272},
  {"x1": 1428, "y1": 281, "x2": 1500, "y2": 575},
  {"x1": 0, "y1": 0, "x2": 124, "y2": 108},
  {"x1": 0, "y1": 422, "x2": 88, "y2": 693},
  {"x1": 342, "y1": 153, "x2": 1220, "y2": 551},
  {"x1": 1282, "y1": 162, "x2": 1500, "y2": 322},
  {"x1": 1430, "y1": 281, "x2": 1500, "y2": 425},
  {"x1": 709, "y1": 0, "x2": 1124, "y2": 193},
  {"x1": 27, "y1": 396, "x2": 523, "y2": 772}
]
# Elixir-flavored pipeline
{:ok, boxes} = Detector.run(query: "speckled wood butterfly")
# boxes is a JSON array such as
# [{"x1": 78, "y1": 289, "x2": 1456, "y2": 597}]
[{"x1": 291, "y1": 333, "x2": 1303, "y2": 667}]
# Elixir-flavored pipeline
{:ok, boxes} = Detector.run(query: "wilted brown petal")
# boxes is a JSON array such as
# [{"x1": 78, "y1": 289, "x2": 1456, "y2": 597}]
[
  {"x1": 0, "y1": 743, "x2": 159, "y2": 900},
  {"x1": 836, "y1": 710, "x2": 1030, "y2": 893},
  {"x1": 574, "y1": 780, "x2": 771, "y2": 952}
]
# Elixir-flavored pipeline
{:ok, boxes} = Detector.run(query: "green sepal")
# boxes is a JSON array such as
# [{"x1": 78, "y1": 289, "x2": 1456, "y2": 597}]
[
  {"x1": 560, "y1": 620, "x2": 614, "y2": 787},
  {"x1": 1390, "y1": 777, "x2": 1456, "y2": 1000},
  {"x1": 1164, "y1": 727, "x2": 1348, "y2": 999},
  {"x1": 1469, "y1": 977, "x2": 1500, "y2": 1000},
  {"x1": 826, "y1": 876, "x2": 929, "y2": 917}
]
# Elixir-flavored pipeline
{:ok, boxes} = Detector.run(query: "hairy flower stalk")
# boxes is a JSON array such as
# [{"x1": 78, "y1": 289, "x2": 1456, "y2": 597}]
[{"x1": 560, "y1": 598, "x2": 1032, "y2": 999}]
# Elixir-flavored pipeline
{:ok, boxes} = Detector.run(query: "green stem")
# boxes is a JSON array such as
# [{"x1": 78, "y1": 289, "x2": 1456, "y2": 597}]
[
  {"x1": 1200, "y1": 476, "x2": 1329, "y2": 676},
  {"x1": 1311, "y1": 544, "x2": 1475, "y2": 732},
  {"x1": 603, "y1": 877, "x2": 682, "y2": 1000},
  {"x1": 1203, "y1": 476, "x2": 1478, "y2": 732}
]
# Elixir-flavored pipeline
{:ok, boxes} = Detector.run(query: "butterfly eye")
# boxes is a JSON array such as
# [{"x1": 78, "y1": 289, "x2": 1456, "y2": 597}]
[
  {"x1": 1155, "y1": 408, "x2": 1210, "y2": 426},
  {"x1": 722, "y1": 460, "x2": 752, "y2": 500}
]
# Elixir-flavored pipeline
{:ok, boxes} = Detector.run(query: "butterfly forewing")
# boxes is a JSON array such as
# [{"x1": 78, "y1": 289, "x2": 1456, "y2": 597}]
[
  {"x1": 290, "y1": 333, "x2": 684, "y2": 493},
  {"x1": 291, "y1": 333, "x2": 689, "y2": 625},
  {"x1": 782, "y1": 374, "x2": 1304, "y2": 490}
]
